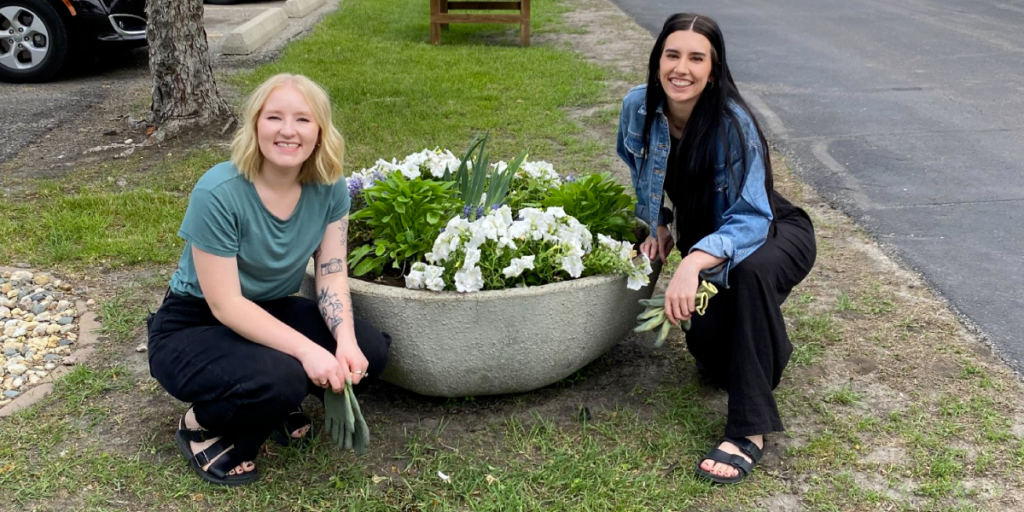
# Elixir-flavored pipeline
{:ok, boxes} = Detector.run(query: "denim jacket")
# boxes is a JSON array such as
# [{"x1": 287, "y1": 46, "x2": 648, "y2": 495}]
[{"x1": 616, "y1": 84, "x2": 773, "y2": 287}]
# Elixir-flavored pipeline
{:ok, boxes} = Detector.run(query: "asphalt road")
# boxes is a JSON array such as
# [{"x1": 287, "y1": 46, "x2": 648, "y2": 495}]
[
  {"x1": 609, "y1": 0, "x2": 1024, "y2": 370},
  {"x1": 0, "y1": 1, "x2": 290, "y2": 166}
]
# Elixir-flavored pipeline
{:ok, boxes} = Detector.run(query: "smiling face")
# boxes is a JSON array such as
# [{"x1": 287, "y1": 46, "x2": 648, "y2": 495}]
[
  {"x1": 658, "y1": 30, "x2": 715, "y2": 117},
  {"x1": 256, "y1": 83, "x2": 321, "y2": 175}
]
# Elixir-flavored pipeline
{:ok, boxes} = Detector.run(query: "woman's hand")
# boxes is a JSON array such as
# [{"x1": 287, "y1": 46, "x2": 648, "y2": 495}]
[
  {"x1": 664, "y1": 260, "x2": 700, "y2": 326},
  {"x1": 640, "y1": 225, "x2": 674, "y2": 264},
  {"x1": 297, "y1": 343, "x2": 346, "y2": 393},
  {"x1": 336, "y1": 338, "x2": 370, "y2": 385}
]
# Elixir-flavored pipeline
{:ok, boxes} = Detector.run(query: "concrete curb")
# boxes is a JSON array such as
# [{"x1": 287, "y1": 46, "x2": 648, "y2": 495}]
[
  {"x1": 285, "y1": 0, "x2": 326, "y2": 19},
  {"x1": 222, "y1": 8, "x2": 289, "y2": 56},
  {"x1": 0, "y1": 300, "x2": 101, "y2": 418}
]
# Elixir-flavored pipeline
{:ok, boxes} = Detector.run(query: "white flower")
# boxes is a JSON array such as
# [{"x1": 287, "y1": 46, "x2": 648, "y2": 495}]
[
  {"x1": 478, "y1": 211, "x2": 508, "y2": 241},
  {"x1": 426, "y1": 149, "x2": 461, "y2": 178},
  {"x1": 546, "y1": 206, "x2": 567, "y2": 218},
  {"x1": 465, "y1": 222, "x2": 487, "y2": 249},
  {"x1": 640, "y1": 253, "x2": 653, "y2": 274},
  {"x1": 405, "y1": 262, "x2": 427, "y2": 289},
  {"x1": 455, "y1": 266, "x2": 484, "y2": 293},
  {"x1": 497, "y1": 236, "x2": 518, "y2": 250},
  {"x1": 397, "y1": 160, "x2": 421, "y2": 180},
  {"x1": 423, "y1": 264, "x2": 446, "y2": 291},
  {"x1": 497, "y1": 205, "x2": 514, "y2": 227},
  {"x1": 444, "y1": 215, "x2": 471, "y2": 235},
  {"x1": 491, "y1": 160, "x2": 508, "y2": 174},
  {"x1": 561, "y1": 255, "x2": 584, "y2": 278},
  {"x1": 626, "y1": 270, "x2": 649, "y2": 290},
  {"x1": 520, "y1": 160, "x2": 560, "y2": 184},
  {"x1": 462, "y1": 247, "x2": 481, "y2": 270},
  {"x1": 374, "y1": 158, "x2": 400, "y2": 173},
  {"x1": 619, "y1": 241, "x2": 637, "y2": 262},
  {"x1": 502, "y1": 255, "x2": 536, "y2": 278},
  {"x1": 626, "y1": 254, "x2": 653, "y2": 290},
  {"x1": 431, "y1": 232, "x2": 456, "y2": 263}
]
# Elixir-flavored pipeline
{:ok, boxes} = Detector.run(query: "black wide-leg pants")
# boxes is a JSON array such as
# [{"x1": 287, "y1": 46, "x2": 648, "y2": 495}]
[
  {"x1": 147, "y1": 293, "x2": 391, "y2": 461},
  {"x1": 683, "y1": 193, "x2": 816, "y2": 438}
]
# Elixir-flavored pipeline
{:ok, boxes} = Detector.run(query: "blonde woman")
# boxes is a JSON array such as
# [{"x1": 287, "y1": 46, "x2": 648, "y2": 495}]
[{"x1": 147, "y1": 74, "x2": 391, "y2": 486}]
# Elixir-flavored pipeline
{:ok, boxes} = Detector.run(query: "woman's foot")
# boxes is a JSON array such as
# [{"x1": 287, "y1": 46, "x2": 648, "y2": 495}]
[
  {"x1": 699, "y1": 435, "x2": 762, "y2": 478},
  {"x1": 695, "y1": 435, "x2": 764, "y2": 484},
  {"x1": 182, "y1": 408, "x2": 255, "y2": 477},
  {"x1": 291, "y1": 424, "x2": 310, "y2": 439},
  {"x1": 173, "y1": 407, "x2": 259, "y2": 485},
  {"x1": 269, "y1": 410, "x2": 312, "y2": 448}
]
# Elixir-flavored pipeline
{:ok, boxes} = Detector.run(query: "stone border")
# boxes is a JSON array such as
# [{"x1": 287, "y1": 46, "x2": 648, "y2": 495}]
[
  {"x1": 221, "y1": 0, "x2": 327, "y2": 55},
  {"x1": 0, "y1": 265, "x2": 103, "y2": 419}
]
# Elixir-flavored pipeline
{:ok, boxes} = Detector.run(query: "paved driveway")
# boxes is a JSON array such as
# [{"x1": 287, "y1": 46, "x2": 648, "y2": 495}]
[
  {"x1": 609, "y1": 0, "x2": 1024, "y2": 370},
  {"x1": 0, "y1": 1, "x2": 287, "y2": 165}
]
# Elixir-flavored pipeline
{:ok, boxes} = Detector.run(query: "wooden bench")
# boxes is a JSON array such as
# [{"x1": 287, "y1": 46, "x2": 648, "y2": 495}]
[{"x1": 430, "y1": 0, "x2": 531, "y2": 47}]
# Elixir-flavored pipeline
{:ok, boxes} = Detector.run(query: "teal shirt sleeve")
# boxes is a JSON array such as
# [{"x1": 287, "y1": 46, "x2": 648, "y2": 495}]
[
  {"x1": 178, "y1": 185, "x2": 239, "y2": 257},
  {"x1": 328, "y1": 176, "x2": 351, "y2": 223}
]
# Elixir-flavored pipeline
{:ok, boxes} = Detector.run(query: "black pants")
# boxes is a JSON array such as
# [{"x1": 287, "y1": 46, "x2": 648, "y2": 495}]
[
  {"x1": 147, "y1": 292, "x2": 391, "y2": 461},
  {"x1": 682, "y1": 192, "x2": 816, "y2": 438}
]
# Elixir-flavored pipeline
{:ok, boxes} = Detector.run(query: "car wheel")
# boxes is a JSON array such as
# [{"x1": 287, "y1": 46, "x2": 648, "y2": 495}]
[{"x1": 0, "y1": 0, "x2": 69, "y2": 83}]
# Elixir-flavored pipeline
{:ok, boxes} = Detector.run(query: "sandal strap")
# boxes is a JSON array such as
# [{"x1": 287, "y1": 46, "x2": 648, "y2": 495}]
[
  {"x1": 282, "y1": 411, "x2": 311, "y2": 432},
  {"x1": 705, "y1": 448, "x2": 754, "y2": 476},
  {"x1": 178, "y1": 414, "x2": 216, "y2": 443},
  {"x1": 192, "y1": 438, "x2": 241, "y2": 479},
  {"x1": 721, "y1": 436, "x2": 763, "y2": 463}
]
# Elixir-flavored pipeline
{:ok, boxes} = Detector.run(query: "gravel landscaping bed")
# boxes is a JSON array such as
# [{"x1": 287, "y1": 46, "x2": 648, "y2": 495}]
[{"x1": 0, "y1": 269, "x2": 90, "y2": 407}]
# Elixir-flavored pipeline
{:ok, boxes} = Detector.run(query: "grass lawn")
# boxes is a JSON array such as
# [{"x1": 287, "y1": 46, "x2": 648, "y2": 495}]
[{"x1": 1, "y1": 0, "x2": 1023, "y2": 510}]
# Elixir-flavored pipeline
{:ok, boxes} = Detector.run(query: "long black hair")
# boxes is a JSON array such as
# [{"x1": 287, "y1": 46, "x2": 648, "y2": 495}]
[{"x1": 641, "y1": 13, "x2": 776, "y2": 250}]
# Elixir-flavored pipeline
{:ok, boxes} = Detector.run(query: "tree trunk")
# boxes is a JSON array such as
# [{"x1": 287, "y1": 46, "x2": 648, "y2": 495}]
[{"x1": 146, "y1": 0, "x2": 235, "y2": 138}]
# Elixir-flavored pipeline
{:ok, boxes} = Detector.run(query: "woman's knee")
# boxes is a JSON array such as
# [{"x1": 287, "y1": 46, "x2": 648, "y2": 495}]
[
  {"x1": 729, "y1": 255, "x2": 773, "y2": 289},
  {"x1": 249, "y1": 357, "x2": 309, "y2": 411}
]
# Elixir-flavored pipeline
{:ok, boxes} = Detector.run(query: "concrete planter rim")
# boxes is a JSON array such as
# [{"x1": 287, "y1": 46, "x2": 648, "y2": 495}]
[{"x1": 348, "y1": 271, "x2": 632, "y2": 299}]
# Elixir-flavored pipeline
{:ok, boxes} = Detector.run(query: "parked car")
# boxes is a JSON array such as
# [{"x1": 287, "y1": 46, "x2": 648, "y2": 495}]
[{"x1": 0, "y1": 0, "x2": 147, "y2": 83}]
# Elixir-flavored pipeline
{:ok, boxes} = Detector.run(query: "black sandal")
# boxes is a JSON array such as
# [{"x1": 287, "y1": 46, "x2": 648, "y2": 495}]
[
  {"x1": 269, "y1": 410, "x2": 312, "y2": 448},
  {"x1": 694, "y1": 436, "x2": 763, "y2": 484},
  {"x1": 174, "y1": 412, "x2": 259, "y2": 486}
]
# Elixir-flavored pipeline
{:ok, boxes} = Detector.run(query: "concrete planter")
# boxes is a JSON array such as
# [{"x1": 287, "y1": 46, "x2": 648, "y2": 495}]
[{"x1": 301, "y1": 262, "x2": 660, "y2": 397}]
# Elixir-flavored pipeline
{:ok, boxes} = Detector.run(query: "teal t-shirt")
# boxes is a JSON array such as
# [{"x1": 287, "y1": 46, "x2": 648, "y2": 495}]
[{"x1": 169, "y1": 162, "x2": 350, "y2": 301}]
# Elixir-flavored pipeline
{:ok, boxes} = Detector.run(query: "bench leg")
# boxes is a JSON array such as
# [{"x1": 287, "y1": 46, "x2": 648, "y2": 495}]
[
  {"x1": 430, "y1": 0, "x2": 441, "y2": 44},
  {"x1": 520, "y1": 0, "x2": 530, "y2": 47}
]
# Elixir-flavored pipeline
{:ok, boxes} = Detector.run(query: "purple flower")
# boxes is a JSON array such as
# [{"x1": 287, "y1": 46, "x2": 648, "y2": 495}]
[
  {"x1": 491, "y1": 204, "x2": 500, "y2": 210},
  {"x1": 373, "y1": 170, "x2": 387, "y2": 183},
  {"x1": 476, "y1": 206, "x2": 485, "y2": 218},
  {"x1": 347, "y1": 179, "x2": 364, "y2": 197},
  {"x1": 565, "y1": 174, "x2": 576, "y2": 183},
  {"x1": 462, "y1": 205, "x2": 472, "y2": 218}
]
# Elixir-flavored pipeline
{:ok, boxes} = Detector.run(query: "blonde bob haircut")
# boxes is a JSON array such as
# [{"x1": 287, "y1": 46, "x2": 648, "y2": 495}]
[{"x1": 231, "y1": 73, "x2": 345, "y2": 185}]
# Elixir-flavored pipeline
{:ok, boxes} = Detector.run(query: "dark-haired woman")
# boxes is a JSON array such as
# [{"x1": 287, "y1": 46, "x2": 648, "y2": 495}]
[{"x1": 616, "y1": 13, "x2": 816, "y2": 484}]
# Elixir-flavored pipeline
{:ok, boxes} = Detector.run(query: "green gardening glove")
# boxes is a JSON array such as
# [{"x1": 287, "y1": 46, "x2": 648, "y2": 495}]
[
  {"x1": 324, "y1": 379, "x2": 370, "y2": 455},
  {"x1": 324, "y1": 385, "x2": 350, "y2": 449},
  {"x1": 348, "y1": 380, "x2": 370, "y2": 455}
]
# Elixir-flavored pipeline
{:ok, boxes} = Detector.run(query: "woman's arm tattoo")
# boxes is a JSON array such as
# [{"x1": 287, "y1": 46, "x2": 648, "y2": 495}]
[
  {"x1": 320, "y1": 218, "x2": 350, "y2": 276},
  {"x1": 317, "y1": 287, "x2": 344, "y2": 338},
  {"x1": 320, "y1": 258, "x2": 344, "y2": 276}
]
